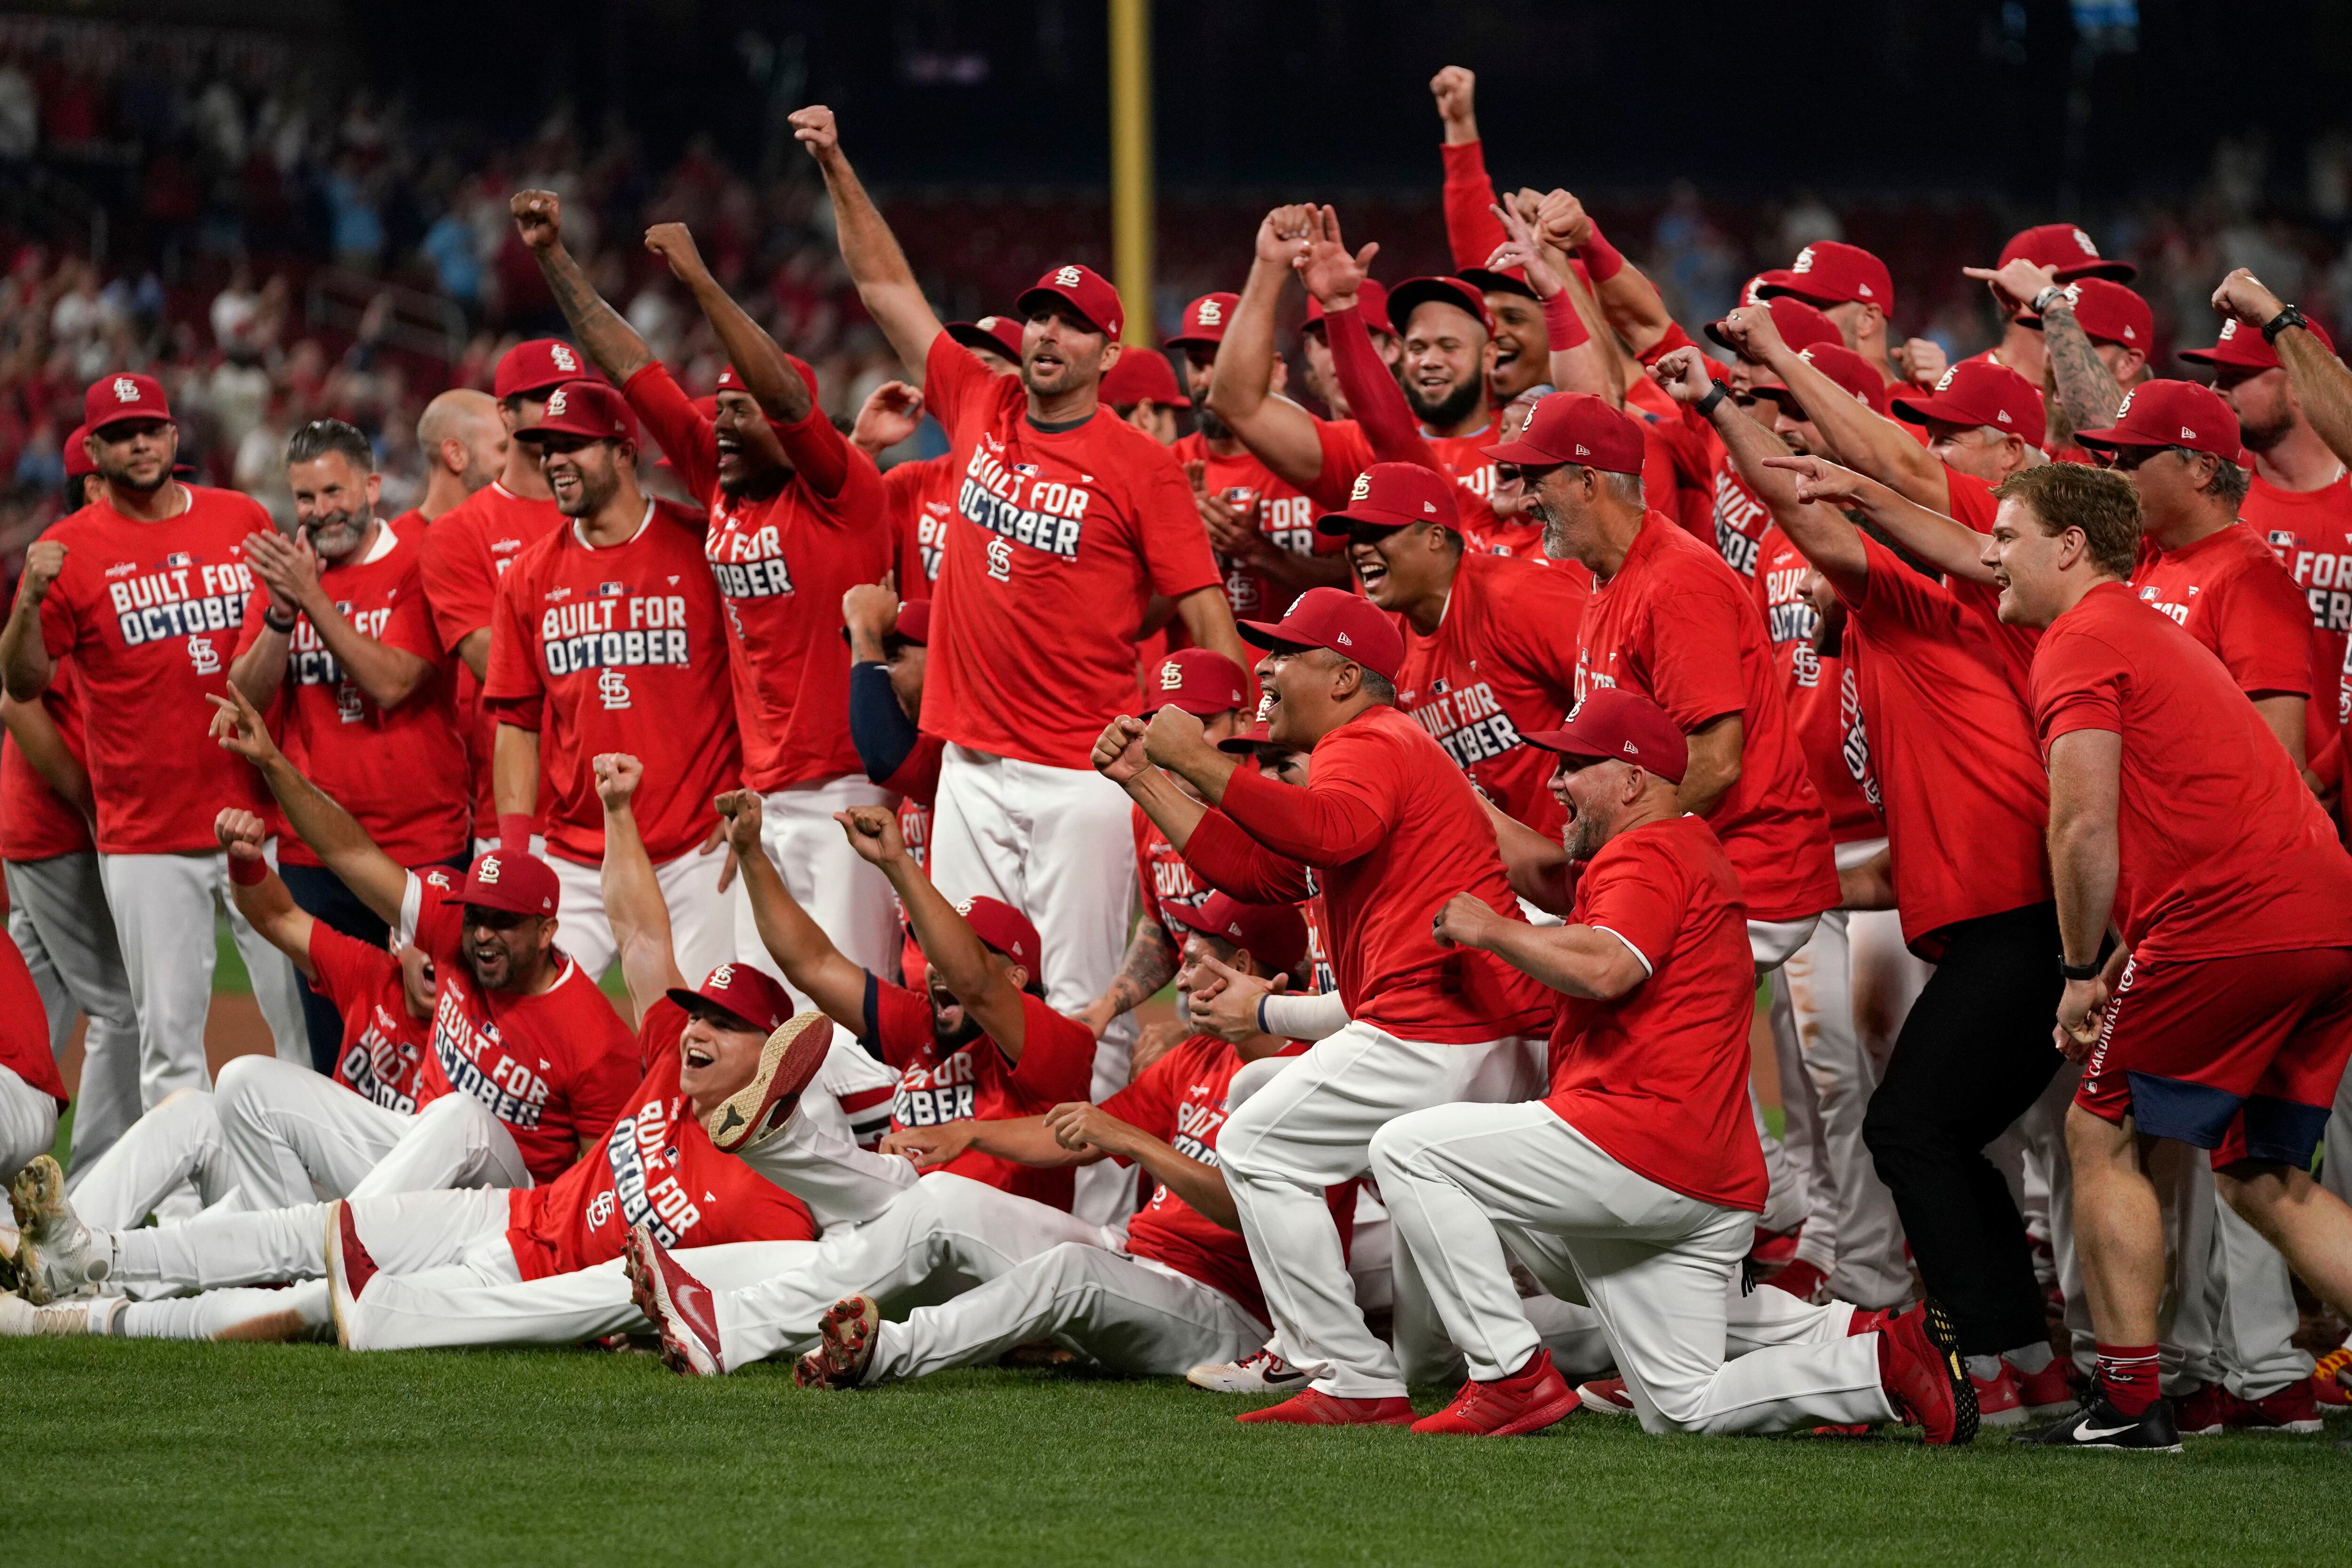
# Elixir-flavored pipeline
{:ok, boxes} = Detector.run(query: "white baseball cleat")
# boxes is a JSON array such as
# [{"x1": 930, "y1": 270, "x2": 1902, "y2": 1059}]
[
  {"x1": 1576, "y1": 1376, "x2": 1637, "y2": 1415},
  {"x1": 8, "y1": 1156, "x2": 108, "y2": 1305},
  {"x1": 1187, "y1": 1345, "x2": 1308, "y2": 1393},
  {"x1": 0, "y1": 1292, "x2": 95, "y2": 1337}
]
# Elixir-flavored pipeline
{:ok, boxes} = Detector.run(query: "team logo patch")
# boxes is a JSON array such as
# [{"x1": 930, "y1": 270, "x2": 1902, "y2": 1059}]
[
  {"x1": 1055, "y1": 266, "x2": 1082, "y2": 287},
  {"x1": 599, "y1": 582, "x2": 626, "y2": 597},
  {"x1": 551, "y1": 343, "x2": 579, "y2": 373},
  {"x1": 113, "y1": 376, "x2": 141, "y2": 403},
  {"x1": 478, "y1": 856, "x2": 502, "y2": 883}
]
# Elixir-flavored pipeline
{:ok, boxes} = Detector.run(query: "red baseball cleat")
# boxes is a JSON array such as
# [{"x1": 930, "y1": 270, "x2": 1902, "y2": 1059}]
[
  {"x1": 324, "y1": 1200, "x2": 381, "y2": 1351},
  {"x1": 1764, "y1": 1258, "x2": 1828, "y2": 1302},
  {"x1": 1971, "y1": 1360, "x2": 2025, "y2": 1428},
  {"x1": 794, "y1": 1294, "x2": 881, "y2": 1390},
  {"x1": 703, "y1": 1012, "x2": 835, "y2": 1153},
  {"x1": 1411, "y1": 1350, "x2": 1576, "y2": 1436},
  {"x1": 1876, "y1": 1304, "x2": 1978, "y2": 1446},
  {"x1": 2011, "y1": 1355, "x2": 2080, "y2": 1419},
  {"x1": 1235, "y1": 1389, "x2": 1414, "y2": 1426},
  {"x1": 1576, "y1": 1376, "x2": 1636, "y2": 1415},
  {"x1": 2180, "y1": 1379, "x2": 2322, "y2": 1436},
  {"x1": 622, "y1": 1223, "x2": 725, "y2": 1376}
]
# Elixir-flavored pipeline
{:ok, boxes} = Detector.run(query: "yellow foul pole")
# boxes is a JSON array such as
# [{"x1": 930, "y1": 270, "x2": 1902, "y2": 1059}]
[{"x1": 1109, "y1": 0, "x2": 1153, "y2": 345}]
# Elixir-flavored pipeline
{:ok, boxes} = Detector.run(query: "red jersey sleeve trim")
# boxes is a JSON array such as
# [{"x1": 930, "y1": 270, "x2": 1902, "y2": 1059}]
[
  {"x1": 1181, "y1": 809, "x2": 1315, "y2": 905},
  {"x1": 1218, "y1": 755, "x2": 1389, "y2": 865}
]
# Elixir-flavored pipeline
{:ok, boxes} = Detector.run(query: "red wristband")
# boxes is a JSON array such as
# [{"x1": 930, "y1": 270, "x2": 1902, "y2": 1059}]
[
  {"x1": 1580, "y1": 222, "x2": 1626, "y2": 283},
  {"x1": 228, "y1": 852, "x2": 267, "y2": 886},
  {"x1": 1541, "y1": 290, "x2": 1590, "y2": 350},
  {"x1": 496, "y1": 813, "x2": 535, "y2": 851}
]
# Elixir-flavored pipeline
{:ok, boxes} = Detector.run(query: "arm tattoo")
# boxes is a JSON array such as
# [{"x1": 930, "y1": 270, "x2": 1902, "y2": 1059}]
[
  {"x1": 2040, "y1": 302, "x2": 2123, "y2": 439},
  {"x1": 538, "y1": 247, "x2": 653, "y2": 383},
  {"x1": 1103, "y1": 917, "x2": 1179, "y2": 1018}
]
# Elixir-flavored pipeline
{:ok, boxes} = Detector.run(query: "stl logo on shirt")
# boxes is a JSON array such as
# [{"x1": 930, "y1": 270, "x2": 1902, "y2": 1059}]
[
  {"x1": 598, "y1": 668, "x2": 634, "y2": 710},
  {"x1": 985, "y1": 535, "x2": 1014, "y2": 582},
  {"x1": 187, "y1": 635, "x2": 221, "y2": 675}
]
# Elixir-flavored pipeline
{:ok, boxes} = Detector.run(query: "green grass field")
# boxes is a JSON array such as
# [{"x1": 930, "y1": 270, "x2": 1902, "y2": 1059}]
[{"x1": 11, "y1": 1339, "x2": 2341, "y2": 1566}]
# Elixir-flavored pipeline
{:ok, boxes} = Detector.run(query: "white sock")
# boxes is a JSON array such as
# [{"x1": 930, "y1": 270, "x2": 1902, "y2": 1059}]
[{"x1": 2003, "y1": 1341, "x2": 2054, "y2": 1375}]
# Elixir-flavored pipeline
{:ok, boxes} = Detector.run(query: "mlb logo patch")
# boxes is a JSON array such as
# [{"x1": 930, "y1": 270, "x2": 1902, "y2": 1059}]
[
  {"x1": 599, "y1": 582, "x2": 626, "y2": 597},
  {"x1": 1014, "y1": 462, "x2": 1040, "y2": 476},
  {"x1": 166, "y1": 552, "x2": 191, "y2": 567}
]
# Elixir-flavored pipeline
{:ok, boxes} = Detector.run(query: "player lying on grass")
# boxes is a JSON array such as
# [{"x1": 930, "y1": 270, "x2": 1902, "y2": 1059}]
[{"x1": 1, "y1": 753, "x2": 828, "y2": 1344}]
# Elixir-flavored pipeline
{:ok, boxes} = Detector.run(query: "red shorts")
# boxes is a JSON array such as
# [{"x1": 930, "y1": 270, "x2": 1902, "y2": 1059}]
[{"x1": 2075, "y1": 947, "x2": 2352, "y2": 1166}]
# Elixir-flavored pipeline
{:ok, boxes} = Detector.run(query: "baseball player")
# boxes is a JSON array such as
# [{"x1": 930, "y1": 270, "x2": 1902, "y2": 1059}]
[
  {"x1": 0, "y1": 928, "x2": 69, "y2": 1183},
  {"x1": 0, "y1": 373, "x2": 308, "y2": 1106},
  {"x1": 417, "y1": 340, "x2": 576, "y2": 850},
  {"x1": 512, "y1": 193, "x2": 902, "y2": 1006},
  {"x1": 405, "y1": 388, "x2": 508, "y2": 528},
  {"x1": 1382, "y1": 687, "x2": 1973, "y2": 1441},
  {"x1": 841, "y1": 587, "x2": 940, "y2": 985},
  {"x1": 1097, "y1": 585, "x2": 1551, "y2": 1425},
  {"x1": 1072, "y1": 649, "x2": 1252, "y2": 1040},
  {"x1": 857, "y1": 318, "x2": 1025, "y2": 600},
  {"x1": 1099, "y1": 349, "x2": 1191, "y2": 446},
  {"x1": 483, "y1": 378, "x2": 743, "y2": 983},
  {"x1": 227, "y1": 416, "x2": 469, "y2": 1071}
]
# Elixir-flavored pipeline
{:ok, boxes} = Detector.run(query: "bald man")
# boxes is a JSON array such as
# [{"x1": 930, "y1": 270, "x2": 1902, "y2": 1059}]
[{"x1": 412, "y1": 390, "x2": 507, "y2": 525}]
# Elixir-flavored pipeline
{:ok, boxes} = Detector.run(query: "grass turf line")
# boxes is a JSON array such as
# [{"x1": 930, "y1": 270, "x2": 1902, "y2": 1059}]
[{"x1": 10, "y1": 1340, "x2": 2335, "y2": 1566}]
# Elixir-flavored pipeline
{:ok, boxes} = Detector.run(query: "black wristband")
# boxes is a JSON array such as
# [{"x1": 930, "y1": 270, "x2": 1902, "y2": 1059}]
[
  {"x1": 2260, "y1": 304, "x2": 2309, "y2": 344},
  {"x1": 262, "y1": 607, "x2": 297, "y2": 634},
  {"x1": 1694, "y1": 382, "x2": 1729, "y2": 419},
  {"x1": 2059, "y1": 957, "x2": 2103, "y2": 982}
]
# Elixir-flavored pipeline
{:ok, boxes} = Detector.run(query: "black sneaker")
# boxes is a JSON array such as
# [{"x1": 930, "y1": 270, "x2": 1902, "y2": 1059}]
[{"x1": 2013, "y1": 1390, "x2": 2183, "y2": 1452}]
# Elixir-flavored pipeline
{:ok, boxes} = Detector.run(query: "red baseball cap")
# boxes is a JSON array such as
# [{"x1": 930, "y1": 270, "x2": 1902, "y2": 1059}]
[
  {"x1": 667, "y1": 961, "x2": 798, "y2": 1035},
  {"x1": 1998, "y1": 223, "x2": 2136, "y2": 284},
  {"x1": 1481, "y1": 391, "x2": 1647, "y2": 474},
  {"x1": 1099, "y1": 349, "x2": 1189, "y2": 409},
  {"x1": 1708, "y1": 294, "x2": 1844, "y2": 358},
  {"x1": 1757, "y1": 342, "x2": 1893, "y2": 418},
  {"x1": 1165, "y1": 293, "x2": 1240, "y2": 350},
  {"x1": 2180, "y1": 313, "x2": 2337, "y2": 371},
  {"x1": 494, "y1": 339, "x2": 590, "y2": 401},
  {"x1": 1523, "y1": 686, "x2": 1689, "y2": 783},
  {"x1": 946, "y1": 316, "x2": 1025, "y2": 362},
  {"x1": 1016, "y1": 264, "x2": 1124, "y2": 340},
  {"x1": 715, "y1": 358, "x2": 822, "y2": 402},
  {"x1": 1238, "y1": 585, "x2": 1406, "y2": 682},
  {"x1": 1216, "y1": 717, "x2": 1278, "y2": 755},
  {"x1": 84, "y1": 372, "x2": 172, "y2": 433},
  {"x1": 1147, "y1": 647, "x2": 1251, "y2": 717},
  {"x1": 956, "y1": 895, "x2": 1043, "y2": 976},
  {"x1": 2017, "y1": 279, "x2": 2153, "y2": 352},
  {"x1": 1303, "y1": 278, "x2": 1394, "y2": 338},
  {"x1": 893, "y1": 598, "x2": 931, "y2": 645},
  {"x1": 62, "y1": 423, "x2": 95, "y2": 479},
  {"x1": 1756, "y1": 242, "x2": 1895, "y2": 313},
  {"x1": 1890, "y1": 361, "x2": 2046, "y2": 449},
  {"x1": 1312, "y1": 461, "x2": 1460, "y2": 537},
  {"x1": 513, "y1": 380, "x2": 637, "y2": 444},
  {"x1": 1191, "y1": 892, "x2": 1308, "y2": 977},
  {"x1": 1386, "y1": 276, "x2": 1495, "y2": 338},
  {"x1": 1458, "y1": 265, "x2": 1539, "y2": 303},
  {"x1": 456, "y1": 847, "x2": 561, "y2": 918},
  {"x1": 2075, "y1": 380, "x2": 2247, "y2": 464}
]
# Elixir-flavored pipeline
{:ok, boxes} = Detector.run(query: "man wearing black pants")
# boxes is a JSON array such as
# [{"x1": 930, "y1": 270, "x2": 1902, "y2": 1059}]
[{"x1": 1653, "y1": 345, "x2": 2078, "y2": 1424}]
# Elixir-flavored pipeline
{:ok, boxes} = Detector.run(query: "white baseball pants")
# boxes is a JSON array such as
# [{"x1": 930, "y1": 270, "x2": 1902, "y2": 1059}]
[
  {"x1": 929, "y1": 744, "x2": 1139, "y2": 1226},
  {"x1": 548, "y1": 846, "x2": 737, "y2": 985},
  {"x1": 1748, "y1": 915, "x2": 1820, "y2": 1239},
  {"x1": 0, "y1": 1065, "x2": 56, "y2": 1180},
  {"x1": 97, "y1": 848, "x2": 309, "y2": 1105},
  {"x1": 734, "y1": 1098, "x2": 916, "y2": 1232},
  {"x1": 733, "y1": 775, "x2": 902, "y2": 1005},
  {"x1": 106, "y1": 1183, "x2": 512, "y2": 1299},
  {"x1": 9, "y1": 852, "x2": 140, "y2": 1170},
  {"x1": 863, "y1": 1241, "x2": 1267, "y2": 1384},
  {"x1": 713, "y1": 1170, "x2": 1118, "y2": 1369},
  {"x1": 1214, "y1": 1021, "x2": 1539, "y2": 1400},
  {"x1": 2161, "y1": 1151, "x2": 2313, "y2": 1401},
  {"x1": 215, "y1": 1056, "x2": 532, "y2": 1209},
  {"x1": 1371, "y1": 1100, "x2": 1895, "y2": 1435},
  {"x1": 64, "y1": 1088, "x2": 238, "y2": 1229}
]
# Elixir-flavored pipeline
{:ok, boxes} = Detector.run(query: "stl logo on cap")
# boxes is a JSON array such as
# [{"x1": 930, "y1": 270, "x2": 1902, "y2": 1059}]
[
  {"x1": 1055, "y1": 265, "x2": 1081, "y2": 287},
  {"x1": 1793, "y1": 246, "x2": 1816, "y2": 273},
  {"x1": 547, "y1": 387, "x2": 569, "y2": 417},
  {"x1": 954, "y1": 897, "x2": 975, "y2": 916},
  {"x1": 1350, "y1": 473, "x2": 1372, "y2": 501},
  {"x1": 2116, "y1": 390, "x2": 2136, "y2": 418},
  {"x1": 551, "y1": 343, "x2": 579, "y2": 372},
  {"x1": 709, "y1": 963, "x2": 735, "y2": 988},
  {"x1": 1935, "y1": 366, "x2": 1958, "y2": 391},
  {"x1": 1196, "y1": 298, "x2": 1223, "y2": 327},
  {"x1": 2073, "y1": 227, "x2": 2099, "y2": 256},
  {"x1": 2218, "y1": 320, "x2": 2241, "y2": 342},
  {"x1": 979, "y1": 315, "x2": 1006, "y2": 330},
  {"x1": 478, "y1": 855, "x2": 502, "y2": 884},
  {"x1": 113, "y1": 376, "x2": 140, "y2": 403},
  {"x1": 1159, "y1": 660, "x2": 1184, "y2": 691}
]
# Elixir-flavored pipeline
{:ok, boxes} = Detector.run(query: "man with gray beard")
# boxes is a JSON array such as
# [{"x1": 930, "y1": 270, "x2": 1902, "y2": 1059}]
[{"x1": 228, "y1": 418, "x2": 469, "y2": 1071}]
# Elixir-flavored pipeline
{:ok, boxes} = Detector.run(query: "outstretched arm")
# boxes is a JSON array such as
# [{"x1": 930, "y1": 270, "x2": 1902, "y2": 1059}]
[
  {"x1": 595, "y1": 753, "x2": 686, "y2": 1017},
  {"x1": 2213, "y1": 268, "x2": 2352, "y2": 468},
  {"x1": 717, "y1": 789, "x2": 870, "y2": 1031},
  {"x1": 1967, "y1": 258, "x2": 2120, "y2": 436},
  {"x1": 791, "y1": 106, "x2": 944, "y2": 379},
  {"x1": 217, "y1": 808, "x2": 318, "y2": 981},
  {"x1": 1717, "y1": 304, "x2": 1949, "y2": 510},
  {"x1": 207, "y1": 685, "x2": 406, "y2": 924},
  {"x1": 2047, "y1": 727, "x2": 2123, "y2": 1059},
  {"x1": 839, "y1": 805, "x2": 1033, "y2": 1057},
  {"x1": 1484, "y1": 197, "x2": 1609, "y2": 403},
  {"x1": 1536, "y1": 188, "x2": 1675, "y2": 360},
  {"x1": 510, "y1": 189, "x2": 655, "y2": 385},
  {"x1": 1205, "y1": 207, "x2": 1326, "y2": 490},
  {"x1": 1, "y1": 540, "x2": 64, "y2": 700},
  {"x1": 1431, "y1": 893, "x2": 1646, "y2": 1001}
]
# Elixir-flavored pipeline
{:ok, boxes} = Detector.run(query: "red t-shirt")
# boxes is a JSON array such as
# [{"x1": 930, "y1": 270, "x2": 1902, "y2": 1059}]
[
  {"x1": 2244, "y1": 470, "x2": 2352, "y2": 749},
  {"x1": 482, "y1": 502, "x2": 742, "y2": 864},
  {"x1": 2130, "y1": 522, "x2": 2313, "y2": 703},
  {"x1": 1396, "y1": 549, "x2": 1591, "y2": 836},
  {"x1": 1183, "y1": 704, "x2": 1553, "y2": 1043},
  {"x1": 305, "y1": 923, "x2": 437, "y2": 1114},
  {"x1": 1170, "y1": 430, "x2": 1336, "y2": 622},
  {"x1": 400, "y1": 869, "x2": 641, "y2": 1181},
  {"x1": 882, "y1": 452, "x2": 957, "y2": 600},
  {"x1": 918, "y1": 333, "x2": 1223, "y2": 769},
  {"x1": 232, "y1": 522, "x2": 469, "y2": 868},
  {"x1": 505, "y1": 999, "x2": 819, "y2": 1279},
  {"x1": 419, "y1": 482, "x2": 564, "y2": 840},
  {"x1": 2035, "y1": 583, "x2": 2352, "y2": 960},
  {"x1": 0, "y1": 664, "x2": 91, "y2": 862},
  {"x1": 1135, "y1": 805, "x2": 1210, "y2": 940},
  {"x1": 0, "y1": 924, "x2": 66, "y2": 1104},
  {"x1": 1711, "y1": 450, "x2": 1773, "y2": 580},
  {"x1": 1574, "y1": 514, "x2": 1839, "y2": 924},
  {"x1": 1545, "y1": 814, "x2": 1765, "y2": 1212},
  {"x1": 862, "y1": 975, "x2": 1097, "y2": 1210},
  {"x1": 1752, "y1": 526, "x2": 1881, "y2": 843},
  {"x1": 1311, "y1": 419, "x2": 1515, "y2": 556},
  {"x1": 624, "y1": 365, "x2": 891, "y2": 792},
  {"x1": 33, "y1": 487, "x2": 270, "y2": 854},
  {"x1": 1843, "y1": 533, "x2": 2052, "y2": 955}
]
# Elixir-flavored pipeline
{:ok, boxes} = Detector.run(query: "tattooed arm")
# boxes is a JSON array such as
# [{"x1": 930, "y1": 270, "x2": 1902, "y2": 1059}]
[
  {"x1": 1071, "y1": 915, "x2": 1181, "y2": 1040},
  {"x1": 2037, "y1": 294, "x2": 2125, "y2": 439},
  {"x1": 510, "y1": 189, "x2": 655, "y2": 384}
]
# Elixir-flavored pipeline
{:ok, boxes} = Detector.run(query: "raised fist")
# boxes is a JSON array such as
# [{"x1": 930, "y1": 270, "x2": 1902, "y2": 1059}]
[
  {"x1": 15, "y1": 539, "x2": 65, "y2": 605},
  {"x1": 790, "y1": 106, "x2": 840, "y2": 159},
  {"x1": 509, "y1": 189, "x2": 563, "y2": 251}
]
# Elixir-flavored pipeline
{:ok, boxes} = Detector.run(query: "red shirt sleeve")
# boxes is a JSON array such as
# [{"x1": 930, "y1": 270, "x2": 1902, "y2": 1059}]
[
  {"x1": 1636, "y1": 322, "x2": 1699, "y2": 367},
  {"x1": 1942, "y1": 464, "x2": 1997, "y2": 532},
  {"x1": 1326, "y1": 304, "x2": 1441, "y2": 477},
  {"x1": 774, "y1": 404, "x2": 852, "y2": 501},
  {"x1": 2033, "y1": 624, "x2": 2130, "y2": 747},
  {"x1": 377, "y1": 561, "x2": 445, "y2": 664},
  {"x1": 1180, "y1": 810, "x2": 1315, "y2": 905},
  {"x1": 480, "y1": 557, "x2": 544, "y2": 730},
  {"x1": 1218, "y1": 744, "x2": 1395, "y2": 865},
  {"x1": 1577, "y1": 846, "x2": 1686, "y2": 974},
  {"x1": 1639, "y1": 582, "x2": 1752, "y2": 732},
  {"x1": 231, "y1": 584, "x2": 269, "y2": 661},
  {"x1": 2212, "y1": 561, "x2": 2316, "y2": 697},
  {"x1": 862, "y1": 977, "x2": 934, "y2": 1073},
  {"x1": 1439, "y1": 141, "x2": 1509, "y2": 272},
  {"x1": 1133, "y1": 808, "x2": 1166, "y2": 931},
  {"x1": 922, "y1": 331, "x2": 990, "y2": 432},
  {"x1": 1485, "y1": 563, "x2": 1588, "y2": 697},
  {"x1": 1004, "y1": 994, "x2": 1096, "y2": 1100},
  {"x1": 420, "y1": 511, "x2": 494, "y2": 652},
  {"x1": 36, "y1": 567, "x2": 80, "y2": 661},
  {"x1": 302, "y1": 922, "x2": 395, "y2": 1015},
  {"x1": 621, "y1": 364, "x2": 719, "y2": 501},
  {"x1": 1309, "y1": 418, "x2": 1379, "y2": 511},
  {"x1": 634, "y1": 997, "x2": 688, "y2": 1077}
]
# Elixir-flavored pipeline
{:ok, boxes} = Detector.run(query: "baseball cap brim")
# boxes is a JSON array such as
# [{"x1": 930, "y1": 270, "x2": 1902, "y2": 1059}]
[
  {"x1": 663, "y1": 988, "x2": 762, "y2": 1032},
  {"x1": 1519, "y1": 727, "x2": 1601, "y2": 756},
  {"x1": 2070, "y1": 425, "x2": 2165, "y2": 452},
  {"x1": 1014, "y1": 286, "x2": 1112, "y2": 337},
  {"x1": 1458, "y1": 266, "x2": 1538, "y2": 302},
  {"x1": 945, "y1": 322, "x2": 1022, "y2": 359},
  {"x1": 1886, "y1": 392, "x2": 1971, "y2": 428},
  {"x1": 1478, "y1": 434, "x2": 1573, "y2": 467},
  {"x1": 1752, "y1": 272, "x2": 1846, "y2": 307},
  {"x1": 2053, "y1": 258, "x2": 2137, "y2": 284}
]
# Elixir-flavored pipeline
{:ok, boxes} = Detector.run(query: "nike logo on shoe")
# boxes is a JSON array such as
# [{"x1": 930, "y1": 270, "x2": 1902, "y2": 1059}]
[{"x1": 2074, "y1": 1421, "x2": 2138, "y2": 1441}]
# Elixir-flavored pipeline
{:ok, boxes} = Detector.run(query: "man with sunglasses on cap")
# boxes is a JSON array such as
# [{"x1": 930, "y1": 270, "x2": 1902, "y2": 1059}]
[
  {"x1": 1073, "y1": 649, "x2": 1253, "y2": 1042},
  {"x1": 1376, "y1": 686, "x2": 1974, "y2": 1442},
  {"x1": 1168, "y1": 292, "x2": 1350, "y2": 624},
  {"x1": 1087, "y1": 584, "x2": 1550, "y2": 1425},
  {"x1": 514, "y1": 193, "x2": 903, "y2": 1010},
  {"x1": 420, "y1": 339, "x2": 576, "y2": 852},
  {"x1": 1, "y1": 372, "x2": 309, "y2": 1108},
  {"x1": 482, "y1": 377, "x2": 743, "y2": 986},
  {"x1": 1962, "y1": 225, "x2": 2138, "y2": 390},
  {"x1": 793, "y1": 109, "x2": 1243, "y2": 1228}
]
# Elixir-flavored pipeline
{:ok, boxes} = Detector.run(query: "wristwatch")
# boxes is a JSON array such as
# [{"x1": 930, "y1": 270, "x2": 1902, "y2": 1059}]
[
  {"x1": 2059, "y1": 957, "x2": 2103, "y2": 982},
  {"x1": 2261, "y1": 304, "x2": 2310, "y2": 344},
  {"x1": 2029, "y1": 284, "x2": 2069, "y2": 316},
  {"x1": 1694, "y1": 382, "x2": 1729, "y2": 419}
]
